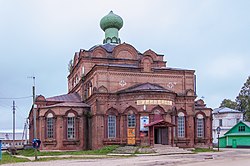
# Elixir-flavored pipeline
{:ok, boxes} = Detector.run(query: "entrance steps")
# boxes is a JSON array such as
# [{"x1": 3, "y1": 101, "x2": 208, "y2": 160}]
[{"x1": 153, "y1": 144, "x2": 193, "y2": 155}]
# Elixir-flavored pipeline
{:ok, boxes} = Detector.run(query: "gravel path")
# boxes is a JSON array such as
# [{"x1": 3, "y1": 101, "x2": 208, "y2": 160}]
[{"x1": 3, "y1": 148, "x2": 250, "y2": 166}]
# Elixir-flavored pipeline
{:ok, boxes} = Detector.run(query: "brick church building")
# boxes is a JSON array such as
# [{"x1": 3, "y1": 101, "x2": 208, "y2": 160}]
[{"x1": 29, "y1": 11, "x2": 213, "y2": 150}]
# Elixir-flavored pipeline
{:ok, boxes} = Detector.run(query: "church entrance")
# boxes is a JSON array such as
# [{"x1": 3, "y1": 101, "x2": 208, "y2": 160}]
[{"x1": 154, "y1": 127, "x2": 168, "y2": 145}]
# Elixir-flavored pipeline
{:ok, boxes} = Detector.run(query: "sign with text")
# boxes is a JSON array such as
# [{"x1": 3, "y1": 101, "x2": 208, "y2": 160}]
[
  {"x1": 137, "y1": 100, "x2": 172, "y2": 106},
  {"x1": 140, "y1": 116, "x2": 149, "y2": 131}
]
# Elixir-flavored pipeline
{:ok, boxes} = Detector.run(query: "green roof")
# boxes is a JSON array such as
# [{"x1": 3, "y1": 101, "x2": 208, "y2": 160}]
[{"x1": 224, "y1": 121, "x2": 250, "y2": 135}]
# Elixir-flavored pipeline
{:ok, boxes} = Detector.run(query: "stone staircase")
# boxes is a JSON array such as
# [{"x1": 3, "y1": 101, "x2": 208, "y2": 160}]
[{"x1": 153, "y1": 144, "x2": 193, "y2": 155}]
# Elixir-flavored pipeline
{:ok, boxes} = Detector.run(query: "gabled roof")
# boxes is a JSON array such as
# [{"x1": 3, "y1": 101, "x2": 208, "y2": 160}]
[
  {"x1": 117, "y1": 82, "x2": 174, "y2": 94},
  {"x1": 213, "y1": 107, "x2": 242, "y2": 114},
  {"x1": 144, "y1": 119, "x2": 175, "y2": 127},
  {"x1": 46, "y1": 93, "x2": 81, "y2": 102},
  {"x1": 224, "y1": 121, "x2": 250, "y2": 135}
]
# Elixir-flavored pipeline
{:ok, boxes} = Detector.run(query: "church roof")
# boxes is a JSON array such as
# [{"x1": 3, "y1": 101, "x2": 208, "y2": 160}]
[
  {"x1": 213, "y1": 107, "x2": 242, "y2": 114},
  {"x1": 89, "y1": 43, "x2": 117, "y2": 53},
  {"x1": 43, "y1": 102, "x2": 89, "y2": 108},
  {"x1": 46, "y1": 93, "x2": 81, "y2": 102},
  {"x1": 117, "y1": 82, "x2": 174, "y2": 94}
]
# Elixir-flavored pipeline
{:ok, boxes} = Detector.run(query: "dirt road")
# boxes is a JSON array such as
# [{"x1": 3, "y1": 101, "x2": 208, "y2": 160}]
[{"x1": 3, "y1": 148, "x2": 250, "y2": 166}]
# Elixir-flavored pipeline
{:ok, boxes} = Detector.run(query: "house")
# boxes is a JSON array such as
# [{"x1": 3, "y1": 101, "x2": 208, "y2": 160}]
[
  {"x1": 0, "y1": 130, "x2": 27, "y2": 149},
  {"x1": 212, "y1": 107, "x2": 243, "y2": 144},
  {"x1": 28, "y1": 11, "x2": 213, "y2": 150},
  {"x1": 219, "y1": 121, "x2": 250, "y2": 148}
]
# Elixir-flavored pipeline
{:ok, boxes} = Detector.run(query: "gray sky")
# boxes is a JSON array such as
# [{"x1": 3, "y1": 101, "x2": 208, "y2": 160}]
[{"x1": 0, "y1": 0, "x2": 249, "y2": 130}]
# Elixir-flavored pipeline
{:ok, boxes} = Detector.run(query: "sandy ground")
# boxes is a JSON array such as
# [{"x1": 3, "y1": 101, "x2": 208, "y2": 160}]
[{"x1": 3, "y1": 148, "x2": 250, "y2": 166}]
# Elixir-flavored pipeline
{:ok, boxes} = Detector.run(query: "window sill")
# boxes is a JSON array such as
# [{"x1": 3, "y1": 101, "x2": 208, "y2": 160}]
[
  {"x1": 43, "y1": 139, "x2": 57, "y2": 145},
  {"x1": 63, "y1": 139, "x2": 80, "y2": 145}
]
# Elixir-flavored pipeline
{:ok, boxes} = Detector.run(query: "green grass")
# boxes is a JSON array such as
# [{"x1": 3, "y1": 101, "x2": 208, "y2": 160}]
[
  {"x1": 0, "y1": 152, "x2": 30, "y2": 165},
  {"x1": 192, "y1": 148, "x2": 218, "y2": 153},
  {"x1": 18, "y1": 145, "x2": 119, "y2": 157}
]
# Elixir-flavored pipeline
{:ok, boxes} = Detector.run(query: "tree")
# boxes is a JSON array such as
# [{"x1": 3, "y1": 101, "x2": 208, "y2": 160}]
[
  {"x1": 220, "y1": 99, "x2": 238, "y2": 110},
  {"x1": 236, "y1": 76, "x2": 250, "y2": 121},
  {"x1": 68, "y1": 59, "x2": 73, "y2": 73}
]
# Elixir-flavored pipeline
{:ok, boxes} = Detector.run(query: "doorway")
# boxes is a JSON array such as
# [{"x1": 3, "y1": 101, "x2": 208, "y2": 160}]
[{"x1": 154, "y1": 128, "x2": 168, "y2": 145}]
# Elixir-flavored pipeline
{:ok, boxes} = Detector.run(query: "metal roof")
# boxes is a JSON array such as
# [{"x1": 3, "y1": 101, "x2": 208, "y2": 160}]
[
  {"x1": 46, "y1": 93, "x2": 81, "y2": 102},
  {"x1": 213, "y1": 107, "x2": 242, "y2": 114}
]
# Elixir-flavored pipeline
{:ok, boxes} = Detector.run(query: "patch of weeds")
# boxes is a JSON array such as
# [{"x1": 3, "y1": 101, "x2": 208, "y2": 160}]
[
  {"x1": 0, "y1": 152, "x2": 30, "y2": 165},
  {"x1": 18, "y1": 145, "x2": 119, "y2": 157},
  {"x1": 192, "y1": 148, "x2": 218, "y2": 153}
]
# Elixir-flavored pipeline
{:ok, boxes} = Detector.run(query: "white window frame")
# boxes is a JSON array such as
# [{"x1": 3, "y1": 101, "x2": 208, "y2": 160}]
[
  {"x1": 108, "y1": 115, "x2": 116, "y2": 138},
  {"x1": 177, "y1": 112, "x2": 185, "y2": 138},
  {"x1": 197, "y1": 114, "x2": 204, "y2": 138},
  {"x1": 128, "y1": 113, "x2": 136, "y2": 128},
  {"x1": 67, "y1": 113, "x2": 75, "y2": 139},
  {"x1": 47, "y1": 117, "x2": 54, "y2": 138}
]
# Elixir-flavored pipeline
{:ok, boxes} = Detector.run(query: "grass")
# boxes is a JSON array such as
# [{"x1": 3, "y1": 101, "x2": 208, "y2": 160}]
[
  {"x1": 0, "y1": 152, "x2": 30, "y2": 165},
  {"x1": 192, "y1": 148, "x2": 218, "y2": 153},
  {"x1": 18, "y1": 145, "x2": 119, "y2": 157}
]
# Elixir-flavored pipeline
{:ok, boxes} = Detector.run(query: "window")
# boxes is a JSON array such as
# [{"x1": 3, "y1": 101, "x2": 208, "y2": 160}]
[
  {"x1": 177, "y1": 112, "x2": 185, "y2": 138},
  {"x1": 197, "y1": 114, "x2": 204, "y2": 138},
  {"x1": 67, "y1": 113, "x2": 75, "y2": 139},
  {"x1": 108, "y1": 115, "x2": 116, "y2": 138},
  {"x1": 219, "y1": 119, "x2": 223, "y2": 127},
  {"x1": 238, "y1": 126, "x2": 245, "y2": 132},
  {"x1": 128, "y1": 113, "x2": 136, "y2": 128},
  {"x1": 236, "y1": 118, "x2": 240, "y2": 123},
  {"x1": 47, "y1": 113, "x2": 54, "y2": 138}
]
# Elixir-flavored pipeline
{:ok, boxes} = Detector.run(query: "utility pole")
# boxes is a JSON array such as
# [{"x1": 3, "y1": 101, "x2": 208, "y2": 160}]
[
  {"x1": 12, "y1": 100, "x2": 16, "y2": 150},
  {"x1": 29, "y1": 76, "x2": 37, "y2": 160}
]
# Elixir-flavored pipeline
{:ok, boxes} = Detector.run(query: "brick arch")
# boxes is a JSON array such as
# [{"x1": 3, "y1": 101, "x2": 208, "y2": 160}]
[
  {"x1": 143, "y1": 49, "x2": 158, "y2": 61},
  {"x1": 112, "y1": 43, "x2": 138, "y2": 60},
  {"x1": 98, "y1": 85, "x2": 108, "y2": 93},
  {"x1": 151, "y1": 105, "x2": 165, "y2": 114},
  {"x1": 106, "y1": 107, "x2": 119, "y2": 116},
  {"x1": 65, "y1": 109, "x2": 79, "y2": 117},
  {"x1": 195, "y1": 111, "x2": 206, "y2": 118},
  {"x1": 141, "y1": 56, "x2": 153, "y2": 72},
  {"x1": 44, "y1": 109, "x2": 56, "y2": 117},
  {"x1": 151, "y1": 106, "x2": 165, "y2": 121},
  {"x1": 92, "y1": 46, "x2": 107, "y2": 58},
  {"x1": 177, "y1": 108, "x2": 187, "y2": 116},
  {"x1": 123, "y1": 106, "x2": 138, "y2": 115}
]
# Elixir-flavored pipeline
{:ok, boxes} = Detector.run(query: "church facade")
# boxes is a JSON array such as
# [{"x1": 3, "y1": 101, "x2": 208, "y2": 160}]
[{"x1": 29, "y1": 11, "x2": 213, "y2": 150}]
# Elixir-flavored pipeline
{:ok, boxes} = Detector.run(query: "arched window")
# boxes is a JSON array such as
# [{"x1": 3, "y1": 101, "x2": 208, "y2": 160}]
[
  {"x1": 67, "y1": 113, "x2": 75, "y2": 139},
  {"x1": 127, "y1": 111, "x2": 136, "y2": 128},
  {"x1": 108, "y1": 115, "x2": 116, "y2": 138},
  {"x1": 82, "y1": 66, "x2": 85, "y2": 76},
  {"x1": 197, "y1": 114, "x2": 204, "y2": 138},
  {"x1": 46, "y1": 113, "x2": 54, "y2": 139},
  {"x1": 177, "y1": 112, "x2": 185, "y2": 138},
  {"x1": 143, "y1": 58, "x2": 152, "y2": 72}
]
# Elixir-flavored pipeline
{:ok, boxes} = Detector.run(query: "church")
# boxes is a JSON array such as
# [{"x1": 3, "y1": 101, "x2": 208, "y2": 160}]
[{"x1": 28, "y1": 11, "x2": 213, "y2": 150}]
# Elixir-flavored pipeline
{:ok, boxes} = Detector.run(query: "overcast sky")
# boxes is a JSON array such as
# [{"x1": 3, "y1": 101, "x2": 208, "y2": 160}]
[{"x1": 0, "y1": 0, "x2": 249, "y2": 130}]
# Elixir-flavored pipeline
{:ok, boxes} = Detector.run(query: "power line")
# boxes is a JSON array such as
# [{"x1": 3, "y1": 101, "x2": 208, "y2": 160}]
[{"x1": 0, "y1": 96, "x2": 32, "y2": 100}]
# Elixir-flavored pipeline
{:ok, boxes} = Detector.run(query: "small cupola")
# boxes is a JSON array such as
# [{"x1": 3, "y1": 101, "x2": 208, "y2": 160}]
[{"x1": 100, "y1": 11, "x2": 123, "y2": 44}]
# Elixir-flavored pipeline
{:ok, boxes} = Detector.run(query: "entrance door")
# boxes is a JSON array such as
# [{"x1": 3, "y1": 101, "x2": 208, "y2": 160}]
[
  {"x1": 127, "y1": 128, "x2": 136, "y2": 145},
  {"x1": 154, "y1": 128, "x2": 168, "y2": 145},
  {"x1": 232, "y1": 139, "x2": 237, "y2": 148},
  {"x1": 161, "y1": 128, "x2": 168, "y2": 145}
]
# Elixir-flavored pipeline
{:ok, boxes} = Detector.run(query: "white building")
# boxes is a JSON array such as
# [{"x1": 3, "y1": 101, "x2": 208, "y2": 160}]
[
  {"x1": 0, "y1": 129, "x2": 28, "y2": 149},
  {"x1": 212, "y1": 107, "x2": 243, "y2": 144}
]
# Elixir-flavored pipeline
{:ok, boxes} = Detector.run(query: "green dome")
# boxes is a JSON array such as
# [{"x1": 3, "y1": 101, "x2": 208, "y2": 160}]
[{"x1": 100, "y1": 11, "x2": 123, "y2": 31}]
